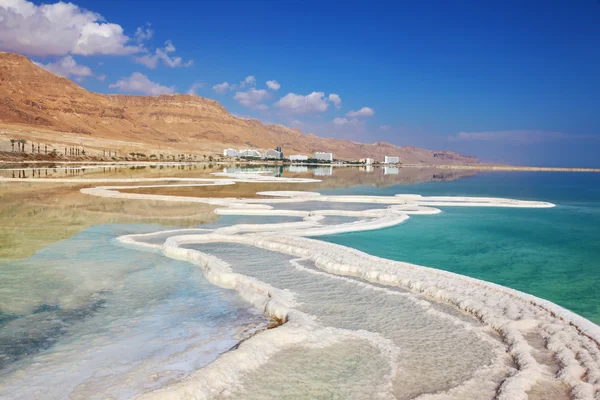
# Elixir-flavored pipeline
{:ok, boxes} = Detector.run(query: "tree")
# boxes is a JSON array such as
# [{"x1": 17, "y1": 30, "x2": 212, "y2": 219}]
[
  {"x1": 208, "y1": 155, "x2": 214, "y2": 162},
  {"x1": 10, "y1": 139, "x2": 15, "y2": 152}
]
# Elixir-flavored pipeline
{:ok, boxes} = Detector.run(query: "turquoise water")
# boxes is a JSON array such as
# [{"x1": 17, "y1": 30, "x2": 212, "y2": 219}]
[{"x1": 320, "y1": 172, "x2": 600, "y2": 324}]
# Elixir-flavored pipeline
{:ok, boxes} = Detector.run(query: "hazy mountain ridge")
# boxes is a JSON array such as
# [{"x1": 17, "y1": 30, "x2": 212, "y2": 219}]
[{"x1": 0, "y1": 52, "x2": 477, "y2": 164}]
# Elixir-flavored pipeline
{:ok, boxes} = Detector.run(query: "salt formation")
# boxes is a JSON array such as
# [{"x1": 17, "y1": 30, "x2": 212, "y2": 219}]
[{"x1": 12, "y1": 171, "x2": 597, "y2": 399}]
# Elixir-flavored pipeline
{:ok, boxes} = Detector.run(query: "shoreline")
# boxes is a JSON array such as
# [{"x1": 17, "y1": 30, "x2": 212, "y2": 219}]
[{"x1": 1, "y1": 159, "x2": 598, "y2": 173}]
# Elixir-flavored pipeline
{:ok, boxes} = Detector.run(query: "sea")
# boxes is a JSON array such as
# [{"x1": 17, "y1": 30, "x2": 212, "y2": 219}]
[{"x1": 1, "y1": 168, "x2": 599, "y2": 399}]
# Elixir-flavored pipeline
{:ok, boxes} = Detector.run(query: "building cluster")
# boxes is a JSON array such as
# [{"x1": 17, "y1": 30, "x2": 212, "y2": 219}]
[{"x1": 223, "y1": 146, "x2": 401, "y2": 166}]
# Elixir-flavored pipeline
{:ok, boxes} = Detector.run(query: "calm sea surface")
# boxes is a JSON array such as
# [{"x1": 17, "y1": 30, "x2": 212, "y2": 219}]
[{"x1": 320, "y1": 172, "x2": 600, "y2": 324}]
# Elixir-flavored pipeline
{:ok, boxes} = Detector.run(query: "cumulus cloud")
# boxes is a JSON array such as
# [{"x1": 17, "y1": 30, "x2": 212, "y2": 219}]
[
  {"x1": 187, "y1": 82, "x2": 204, "y2": 95},
  {"x1": 0, "y1": 0, "x2": 142, "y2": 56},
  {"x1": 266, "y1": 80, "x2": 281, "y2": 91},
  {"x1": 233, "y1": 88, "x2": 270, "y2": 109},
  {"x1": 332, "y1": 117, "x2": 360, "y2": 125},
  {"x1": 213, "y1": 82, "x2": 231, "y2": 94},
  {"x1": 109, "y1": 72, "x2": 174, "y2": 95},
  {"x1": 36, "y1": 55, "x2": 92, "y2": 78},
  {"x1": 346, "y1": 107, "x2": 374, "y2": 118},
  {"x1": 134, "y1": 24, "x2": 153, "y2": 43},
  {"x1": 275, "y1": 91, "x2": 333, "y2": 114},
  {"x1": 135, "y1": 40, "x2": 192, "y2": 69},
  {"x1": 328, "y1": 93, "x2": 342, "y2": 109},
  {"x1": 236, "y1": 75, "x2": 256, "y2": 89}
]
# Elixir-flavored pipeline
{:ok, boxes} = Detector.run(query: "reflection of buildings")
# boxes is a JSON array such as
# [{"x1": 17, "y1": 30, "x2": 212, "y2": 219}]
[
  {"x1": 288, "y1": 165, "x2": 309, "y2": 173},
  {"x1": 359, "y1": 158, "x2": 374, "y2": 165},
  {"x1": 384, "y1": 167, "x2": 399, "y2": 175},
  {"x1": 313, "y1": 166, "x2": 333, "y2": 176},
  {"x1": 224, "y1": 166, "x2": 277, "y2": 174},
  {"x1": 314, "y1": 152, "x2": 333, "y2": 161},
  {"x1": 289, "y1": 155, "x2": 309, "y2": 162},
  {"x1": 359, "y1": 165, "x2": 374, "y2": 173},
  {"x1": 384, "y1": 156, "x2": 400, "y2": 164}
]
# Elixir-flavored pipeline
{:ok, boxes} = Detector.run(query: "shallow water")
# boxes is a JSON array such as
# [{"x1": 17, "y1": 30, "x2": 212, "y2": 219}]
[
  {"x1": 0, "y1": 225, "x2": 267, "y2": 400},
  {"x1": 2, "y1": 168, "x2": 599, "y2": 399}
]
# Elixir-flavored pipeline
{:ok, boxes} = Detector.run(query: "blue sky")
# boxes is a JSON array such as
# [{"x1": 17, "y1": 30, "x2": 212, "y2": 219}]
[{"x1": 1, "y1": 0, "x2": 599, "y2": 166}]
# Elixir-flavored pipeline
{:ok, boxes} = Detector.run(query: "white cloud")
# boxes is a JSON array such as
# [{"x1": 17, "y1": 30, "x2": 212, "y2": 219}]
[
  {"x1": 109, "y1": 72, "x2": 174, "y2": 95},
  {"x1": 346, "y1": 107, "x2": 375, "y2": 118},
  {"x1": 134, "y1": 24, "x2": 153, "y2": 43},
  {"x1": 97, "y1": 74, "x2": 106, "y2": 81},
  {"x1": 380, "y1": 125, "x2": 391, "y2": 131},
  {"x1": 332, "y1": 117, "x2": 359, "y2": 126},
  {"x1": 328, "y1": 93, "x2": 342, "y2": 109},
  {"x1": 213, "y1": 82, "x2": 231, "y2": 94},
  {"x1": 241, "y1": 75, "x2": 256, "y2": 87},
  {"x1": 0, "y1": 0, "x2": 142, "y2": 56},
  {"x1": 36, "y1": 55, "x2": 92, "y2": 78},
  {"x1": 135, "y1": 40, "x2": 192, "y2": 69},
  {"x1": 266, "y1": 80, "x2": 280, "y2": 91},
  {"x1": 275, "y1": 91, "x2": 330, "y2": 114},
  {"x1": 187, "y1": 82, "x2": 204, "y2": 95},
  {"x1": 233, "y1": 88, "x2": 270, "y2": 109}
]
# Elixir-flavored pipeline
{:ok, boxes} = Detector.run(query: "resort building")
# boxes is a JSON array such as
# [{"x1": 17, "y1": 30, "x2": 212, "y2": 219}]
[
  {"x1": 359, "y1": 158, "x2": 374, "y2": 165},
  {"x1": 240, "y1": 149, "x2": 262, "y2": 158},
  {"x1": 263, "y1": 149, "x2": 283, "y2": 160},
  {"x1": 384, "y1": 156, "x2": 400, "y2": 164},
  {"x1": 223, "y1": 148, "x2": 240, "y2": 157},
  {"x1": 289, "y1": 155, "x2": 309, "y2": 162},
  {"x1": 314, "y1": 152, "x2": 333, "y2": 161}
]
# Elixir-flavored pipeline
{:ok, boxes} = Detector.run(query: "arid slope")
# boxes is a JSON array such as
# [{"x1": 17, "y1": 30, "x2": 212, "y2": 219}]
[{"x1": 0, "y1": 51, "x2": 477, "y2": 164}]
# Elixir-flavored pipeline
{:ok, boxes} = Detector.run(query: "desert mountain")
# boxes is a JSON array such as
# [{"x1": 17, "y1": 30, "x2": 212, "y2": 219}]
[{"x1": 0, "y1": 52, "x2": 477, "y2": 164}]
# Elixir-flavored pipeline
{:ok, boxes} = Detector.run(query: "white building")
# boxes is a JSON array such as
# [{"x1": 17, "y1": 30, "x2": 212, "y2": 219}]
[
  {"x1": 263, "y1": 149, "x2": 282, "y2": 159},
  {"x1": 314, "y1": 152, "x2": 333, "y2": 161},
  {"x1": 223, "y1": 148, "x2": 240, "y2": 157},
  {"x1": 359, "y1": 158, "x2": 374, "y2": 165},
  {"x1": 384, "y1": 156, "x2": 400, "y2": 164},
  {"x1": 289, "y1": 154, "x2": 309, "y2": 162},
  {"x1": 240, "y1": 149, "x2": 262, "y2": 158}
]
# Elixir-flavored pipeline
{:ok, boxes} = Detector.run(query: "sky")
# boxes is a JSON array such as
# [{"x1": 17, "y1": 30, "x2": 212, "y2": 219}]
[{"x1": 1, "y1": 0, "x2": 599, "y2": 167}]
